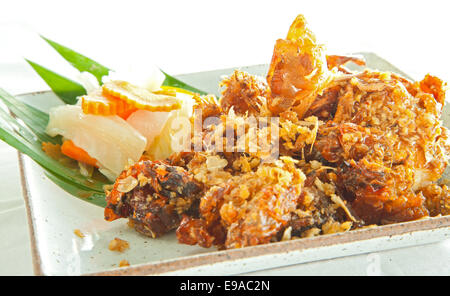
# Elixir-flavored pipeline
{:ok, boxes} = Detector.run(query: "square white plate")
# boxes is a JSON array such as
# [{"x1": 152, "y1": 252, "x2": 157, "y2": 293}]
[{"x1": 19, "y1": 53, "x2": 450, "y2": 275}]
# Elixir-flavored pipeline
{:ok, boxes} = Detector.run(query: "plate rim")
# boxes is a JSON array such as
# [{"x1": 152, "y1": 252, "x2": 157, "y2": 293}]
[
  {"x1": 18, "y1": 152, "x2": 45, "y2": 275},
  {"x1": 85, "y1": 215, "x2": 450, "y2": 275}
]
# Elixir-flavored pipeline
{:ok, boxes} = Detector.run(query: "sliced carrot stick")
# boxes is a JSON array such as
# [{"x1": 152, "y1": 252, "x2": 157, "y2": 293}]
[{"x1": 61, "y1": 140, "x2": 99, "y2": 167}]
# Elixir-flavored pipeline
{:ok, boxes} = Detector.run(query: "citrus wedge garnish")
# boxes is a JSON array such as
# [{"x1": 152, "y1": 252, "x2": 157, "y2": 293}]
[
  {"x1": 81, "y1": 89, "x2": 137, "y2": 119},
  {"x1": 159, "y1": 85, "x2": 196, "y2": 96},
  {"x1": 102, "y1": 80, "x2": 182, "y2": 112}
]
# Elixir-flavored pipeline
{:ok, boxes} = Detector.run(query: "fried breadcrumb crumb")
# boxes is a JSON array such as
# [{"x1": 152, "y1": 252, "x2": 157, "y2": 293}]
[
  {"x1": 73, "y1": 229, "x2": 85, "y2": 238},
  {"x1": 108, "y1": 238, "x2": 130, "y2": 252},
  {"x1": 118, "y1": 260, "x2": 130, "y2": 267}
]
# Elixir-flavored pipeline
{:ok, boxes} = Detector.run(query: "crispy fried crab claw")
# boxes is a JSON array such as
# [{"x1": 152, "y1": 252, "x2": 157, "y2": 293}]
[{"x1": 266, "y1": 14, "x2": 332, "y2": 118}]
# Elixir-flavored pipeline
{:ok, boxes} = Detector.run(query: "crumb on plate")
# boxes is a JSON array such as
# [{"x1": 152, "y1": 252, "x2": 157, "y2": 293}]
[
  {"x1": 108, "y1": 237, "x2": 130, "y2": 252},
  {"x1": 73, "y1": 229, "x2": 85, "y2": 238},
  {"x1": 118, "y1": 260, "x2": 130, "y2": 267}
]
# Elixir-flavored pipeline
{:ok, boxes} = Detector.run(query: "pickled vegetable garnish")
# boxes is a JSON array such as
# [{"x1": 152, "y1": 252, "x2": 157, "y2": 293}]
[
  {"x1": 102, "y1": 80, "x2": 182, "y2": 112},
  {"x1": 81, "y1": 89, "x2": 137, "y2": 119}
]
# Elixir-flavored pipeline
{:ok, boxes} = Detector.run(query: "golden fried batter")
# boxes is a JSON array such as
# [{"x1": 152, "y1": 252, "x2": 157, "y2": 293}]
[
  {"x1": 314, "y1": 71, "x2": 450, "y2": 224},
  {"x1": 104, "y1": 161, "x2": 203, "y2": 237},
  {"x1": 220, "y1": 70, "x2": 269, "y2": 116},
  {"x1": 326, "y1": 54, "x2": 366, "y2": 71},
  {"x1": 176, "y1": 157, "x2": 305, "y2": 248}
]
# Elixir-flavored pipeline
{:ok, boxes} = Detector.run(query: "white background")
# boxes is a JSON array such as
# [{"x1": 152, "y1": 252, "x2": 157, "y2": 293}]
[
  {"x1": 0, "y1": 0, "x2": 449, "y2": 275},
  {"x1": 1, "y1": 0, "x2": 450, "y2": 93}
]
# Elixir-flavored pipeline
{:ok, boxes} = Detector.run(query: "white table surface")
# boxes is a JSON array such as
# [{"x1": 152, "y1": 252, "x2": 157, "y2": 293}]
[{"x1": 0, "y1": 0, "x2": 449, "y2": 275}]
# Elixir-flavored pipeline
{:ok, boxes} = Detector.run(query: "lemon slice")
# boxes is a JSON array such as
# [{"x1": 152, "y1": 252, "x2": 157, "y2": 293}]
[
  {"x1": 81, "y1": 89, "x2": 137, "y2": 119},
  {"x1": 159, "y1": 85, "x2": 196, "y2": 96},
  {"x1": 102, "y1": 80, "x2": 182, "y2": 112}
]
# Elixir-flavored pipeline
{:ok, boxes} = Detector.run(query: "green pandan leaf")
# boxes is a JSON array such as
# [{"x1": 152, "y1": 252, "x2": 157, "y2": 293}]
[
  {"x1": 161, "y1": 70, "x2": 208, "y2": 95},
  {"x1": 45, "y1": 170, "x2": 106, "y2": 207},
  {"x1": 41, "y1": 36, "x2": 208, "y2": 95},
  {"x1": 0, "y1": 88, "x2": 108, "y2": 206},
  {"x1": 25, "y1": 59, "x2": 85, "y2": 105},
  {"x1": 41, "y1": 36, "x2": 110, "y2": 84}
]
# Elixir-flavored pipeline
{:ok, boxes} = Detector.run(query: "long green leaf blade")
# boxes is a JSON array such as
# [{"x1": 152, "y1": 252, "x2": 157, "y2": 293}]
[
  {"x1": 41, "y1": 36, "x2": 209, "y2": 95},
  {"x1": 44, "y1": 170, "x2": 106, "y2": 207},
  {"x1": 0, "y1": 120, "x2": 105, "y2": 193},
  {"x1": 161, "y1": 70, "x2": 208, "y2": 95},
  {"x1": 25, "y1": 59, "x2": 85, "y2": 104},
  {"x1": 0, "y1": 88, "x2": 54, "y2": 143},
  {"x1": 0, "y1": 115, "x2": 106, "y2": 206},
  {"x1": 41, "y1": 36, "x2": 110, "y2": 84},
  {"x1": 0, "y1": 89, "x2": 107, "y2": 193}
]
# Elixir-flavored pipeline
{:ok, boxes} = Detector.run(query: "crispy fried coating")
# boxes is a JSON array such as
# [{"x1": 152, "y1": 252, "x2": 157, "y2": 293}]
[
  {"x1": 421, "y1": 183, "x2": 450, "y2": 216},
  {"x1": 285, "y1": 159, "x2": 359, "y2": 237},
  {"x1": 326, "y1": 54, "x2": 366, "y2": 71},
  {"x1": 176, "y1": 157, "x2": 305, "y2": 249},
  {"x1": 267, "y1": 14, "x2": 331, "y2": 118},
  {"x1": 104, "y1": 161, "x2": 203, "y2": 237},
  {"x1": 198, "y1": 109, "x2": 279, "y2": 167},
  {"x1": 323, "y1": 126, "x2": 428, "y2": 224},
  {"x1": 278, "y1": 112, "x2": 320, "y2": 159},
  {"x1": 303, "y1": 85, "x2": 341, "y2": 121},
  {"x1": 220, "y1": 70, "x2": 269, "y2": 116},
  {"x1": 314, "y1": 71, "x2": 450, "y2": 224},
  {"x1": 193, "y1": 94, "x2": 223, "y2": 123},
  {"x1": 176, "y1": 215, "x2": 216, "y2": 248},
  {"x1": 416, "y1": 74, "x2": 446, "y2": 105},
  {"x1": 104, "y1": 13, "x2": 450, "y2": 249}
]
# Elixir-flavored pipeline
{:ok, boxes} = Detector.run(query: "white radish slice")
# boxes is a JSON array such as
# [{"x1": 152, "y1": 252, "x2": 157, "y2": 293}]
[
  {"x1": 126, "y1": 110, "x2": 170, "y2": 150},
  {"x1": 46, "y1": 105, "x2": 147, "y2": 180},
  {"x1": 146, "y1": 92, "x2": 195, "y2": 160}
]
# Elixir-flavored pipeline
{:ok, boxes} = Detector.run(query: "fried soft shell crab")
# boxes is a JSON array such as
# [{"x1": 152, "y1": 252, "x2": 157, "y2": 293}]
[{"x1": 104, "y1": 14, "x2": 450, "y2": 249}]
